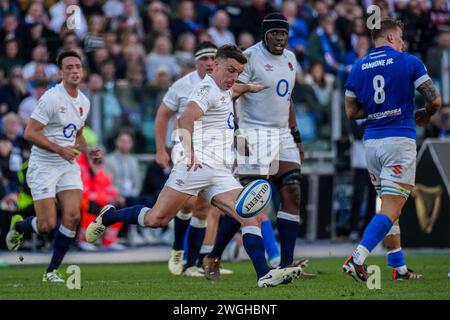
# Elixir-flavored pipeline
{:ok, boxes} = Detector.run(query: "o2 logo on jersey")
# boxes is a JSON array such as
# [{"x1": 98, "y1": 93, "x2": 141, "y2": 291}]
[
  {"x1": 276, "y1": 79, "x2": 289, "y2": 97},
  {"x1": 63, "y1": 123, "x2": 78, "y2": 139},
  {"x1": 227, "y1": 112, "x2": 235, "y2": 130}
]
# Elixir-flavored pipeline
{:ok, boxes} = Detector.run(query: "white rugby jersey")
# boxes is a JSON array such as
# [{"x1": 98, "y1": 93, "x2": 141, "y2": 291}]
[
  {"x1": 30, "y1": 82, "x2": 90, "y2": 163},
  {"x1": 163, "y1": 70, "x2": 202, "y2": 117},
  {"x1": 236, "y1": 41, "x2": 297, "y2": 128},
  {"x1": 188, "y1": 75, "x2": 235, "y2": 167}
]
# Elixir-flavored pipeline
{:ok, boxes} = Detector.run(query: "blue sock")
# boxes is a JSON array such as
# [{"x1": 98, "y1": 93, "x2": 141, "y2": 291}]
[
  {"x1": 209, "y1": 215, "x2": 241, "y2": 258},
  {"x1": 277, "y1": 213, "x2": 300, "y2": 268},
  {"x1": 15, "y1": 216, "x2": 37, "y2": 234},
  {"x1": 261, "y1": 220, "x2": 280, "y2": 261},
  {"x1": 173, "y1": 215, "x2": 191, "y2": 250},
  {"x1": 360, "y1": 214, "x2": 393, "y2": 252},
  {"x1": 47, "y1": 225, "x2": 75, "y2": 273},
  {"x1": 102, "y1": 205, "x2": 147, "y2": 226},
  {"x1": 242, "y1": 230, "x2": 271, "y2": 279},
  {"x1": 387, "y1": 249, "x2": 406, "y2": 268},
  {"x1": 185, "y1": 226, "x2": 206, "y2": 268}
]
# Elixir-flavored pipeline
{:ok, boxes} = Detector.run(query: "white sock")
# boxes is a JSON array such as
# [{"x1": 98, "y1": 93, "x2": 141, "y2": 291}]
[
  {"x1": 137, "y1": 207, "x2": 149, "y2": 227},
  {"x1": 352, "y1": 245, "x2": 369, "y2": 265},
  {"x1": 395, "y1": 265, "x2": 408, "y2": 275}
]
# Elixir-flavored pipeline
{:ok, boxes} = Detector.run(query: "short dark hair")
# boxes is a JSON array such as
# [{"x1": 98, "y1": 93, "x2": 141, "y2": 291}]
[
  {"x1": 215, "y1": 44, "x2": 247, "y2": 64},
  {"x1": 370, "y1": 18, "x2": 404, "y2": 42},
  {"x1": 56, "y1": 50, "x2": 82, "y2": 68}
]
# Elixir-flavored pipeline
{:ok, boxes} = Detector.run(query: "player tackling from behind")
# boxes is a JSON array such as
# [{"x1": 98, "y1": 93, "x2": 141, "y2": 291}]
[
  {"x1": 86, "y1": 45, "x2": 303, "y2": 287},
  {"x1": 343, "y1": 18, "x2": 441, "y2": 282},
  {"x1": 6, "y1": 51, "x2": 101, "y2": 282}
]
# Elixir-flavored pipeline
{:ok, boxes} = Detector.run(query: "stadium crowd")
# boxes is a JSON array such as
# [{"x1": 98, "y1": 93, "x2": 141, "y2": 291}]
[{"x1": 0, "y1": 0, "x2": 450, "y2": 251}]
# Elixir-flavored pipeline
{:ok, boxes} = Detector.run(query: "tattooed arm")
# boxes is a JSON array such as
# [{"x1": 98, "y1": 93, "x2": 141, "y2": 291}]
[{"x1": 415, "y1": 79, "x2": 442, "y2": 126}]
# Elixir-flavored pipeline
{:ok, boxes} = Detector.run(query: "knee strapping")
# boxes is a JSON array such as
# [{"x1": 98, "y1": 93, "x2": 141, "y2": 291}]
[
  {"x1": 190, "y1": 217, "x2": 207, "y2": 228},
  {"x1": 386, "y1": 225, "x2": 401, "y2": 236},
  {"x1": 381, "y1": 180, "x2": 411, "y2": 199}
]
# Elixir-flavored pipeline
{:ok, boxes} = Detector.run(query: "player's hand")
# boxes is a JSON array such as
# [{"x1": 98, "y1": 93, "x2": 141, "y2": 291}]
[
  {"x1": 297, "y1": 143, "x2": 305, "y2": 163},
  {"x1": 186, "y1": 150, "x2": 202, "y2": 172},
  {"x1": 89, "y1": 146, "x2": 103, "y2": 165},
  {"x1": 415, "y1": 108, "x2": 430, "y2": 127},
  {"x1": 156, "y1": 150, "x2": 171, "y2": 168},
  {"x1": 59, "y1": 146, "x2": 81, "y2": 163},
  {"x1": 248, "y1": 83, "x2": 269, "y2": 93}
]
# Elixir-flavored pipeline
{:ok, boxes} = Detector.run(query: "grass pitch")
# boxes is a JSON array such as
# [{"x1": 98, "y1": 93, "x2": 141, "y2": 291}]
[{"x1": 1, "y1": 254, "x2": 449, "y2": 300}]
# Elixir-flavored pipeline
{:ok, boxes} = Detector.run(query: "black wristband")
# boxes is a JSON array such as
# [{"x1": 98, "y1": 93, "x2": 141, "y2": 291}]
[{"x1": 291, "y1": 127, "x2": 302, "y2": 143}]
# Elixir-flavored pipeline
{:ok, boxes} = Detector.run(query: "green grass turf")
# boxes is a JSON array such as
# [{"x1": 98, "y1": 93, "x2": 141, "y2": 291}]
[{"x1": 1, "y1": 254, "x2": 449, "y2": 300}]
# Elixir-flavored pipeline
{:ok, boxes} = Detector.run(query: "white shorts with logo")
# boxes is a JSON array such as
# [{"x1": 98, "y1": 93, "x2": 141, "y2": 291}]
[
  {"x1": 27, "y1": 158, "x2": 83, "y2": 201},
  {"x1": 364, "y1": 137, "x2": 416, "y2": 187},
  {"x1": 236, "y1": 127, "x2": 301, "y2": 175},
  {"x1": 165, "y1": 162, "x2": 242, "y2": 203}
]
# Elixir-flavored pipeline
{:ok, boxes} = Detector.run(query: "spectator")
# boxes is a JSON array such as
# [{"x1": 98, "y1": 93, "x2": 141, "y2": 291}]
[
  {"x1": 143, "y1": 11, "x2": 171, "y2": 53},
  {"x1": 110, "y1": 0, "x2": 144, "y2": 40},
  {"x1": 237, "y1": 32, "x2": 255, "y2": 50},
  {"x1": 170, "y1": 0, "x2": 201, "y2": 42},
  {"x1": 282, "y1": 0, "x2": 309, "y2": 66},
  {"x1": 430, "y1": 0, "x2": 450, "y2": 30},
  {"x1": 208, "y1": 10, "x2": 235, "y2": 47},
  {"x1": 240, "y1": 0, "x2": 275, "y2": 41},
  {"x1": 308, "y1": 14, "x2": 346, "y2": 76},
  {"x1": 22, "y1": 44, "x2": 59, "y2": 82},
  {"x1": 79, "y1": 0, "x2": 103, "y2": 17},
  {"x1": 0, "y1": 38, "x2": 23, "y2": 76},
  {"x1": 142, "y1": 0, "x2": 169, "y2": 35},
  {"x1": 0, "y1": 112, "x2": 30, "y2": 195},
  {"x1": 102, "y1": 0, "x2": 123, "y2": 19},
  {"x1": 145, "y1": 35, "x2": 180, "y2": 82},
  {"x1": 0, "y1": 12, "x2": 23, "y2": 45},
  {"x1": 18, "y1": 79, "x2": 48, "y2": 127},
  {"x1": 23, "y1": 23, "x2": 61, "y2": 61},
  {"x1": 398, "y1": 0, "x2": 432, "y2": 60},
  {"x1": 426, "y1": 29, "x2": 450, "y2": 105},
  {"x1": 0, "y1": 66, "x2": 28, "y2": 115},
  {"x1": 84, "y1": 71, "x2": 121, "y2": 146},
  {"x1": 174, "y1": 32, "x2": 196, "y2": 69},
  {"x1": 23, "y1": 1, "x2": 51, "y2": 28}
]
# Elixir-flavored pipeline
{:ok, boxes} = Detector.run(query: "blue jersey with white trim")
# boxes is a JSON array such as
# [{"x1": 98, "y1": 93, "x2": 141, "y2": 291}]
[{"x1": 345, "y1": 46, "x2": 430, "y2": 140}]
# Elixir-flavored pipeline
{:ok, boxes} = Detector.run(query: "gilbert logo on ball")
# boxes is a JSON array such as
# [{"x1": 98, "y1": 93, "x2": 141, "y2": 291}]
[{"x1": 235, "y1": 179, "x2": 272, "y2": 218}]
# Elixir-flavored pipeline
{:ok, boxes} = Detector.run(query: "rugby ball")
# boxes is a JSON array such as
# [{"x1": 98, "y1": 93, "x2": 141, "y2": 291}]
[{"x1": 235, "y1": 179, "x2": 272, "y2": 218}]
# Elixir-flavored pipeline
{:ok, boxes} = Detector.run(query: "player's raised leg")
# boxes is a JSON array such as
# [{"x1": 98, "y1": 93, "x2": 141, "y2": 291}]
[{"x1": 86, "y1": 186, "x2": 192, "y2": 242}]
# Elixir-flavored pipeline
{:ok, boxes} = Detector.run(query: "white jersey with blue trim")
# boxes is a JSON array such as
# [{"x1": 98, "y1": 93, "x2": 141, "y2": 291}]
[
  {"x1": 188, "y1": 74, "x2": 235, "y2": 168},
  {"x1": 30, "y1": 82, "x2": 90, "y2": 163},
  {"x1": 236, "y1": 41, "x2": 297, "y2": 129},
  {"x1": 162, "y1": 70, "x2": 202, "y2": 117}
]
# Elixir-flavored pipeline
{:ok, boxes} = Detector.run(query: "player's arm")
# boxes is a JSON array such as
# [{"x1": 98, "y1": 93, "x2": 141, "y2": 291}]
[
  {"x1": 24, "y1": 118, "x2": 79, "y2": 162},
  {"x1": 289, "y1": 100, "x2": 305, "y2": 163},
  {"x1": 345, "y1": 96, "x2": 366, "y2": 120},
  {"x1": 178, "y1": 101, "x2": 205, "y2": 171},
  {"x1": 415, "y1": 79, "x2": 442, "y2": 127},
  {"x1": 231, "y1": 82, "x2": 268, "y2": 99},
  {"x1": 155, "y1": 102, "x2": 176, "y2": 168}
]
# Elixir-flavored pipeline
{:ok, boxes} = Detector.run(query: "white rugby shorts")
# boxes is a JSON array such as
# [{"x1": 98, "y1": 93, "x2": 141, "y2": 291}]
[
  {"x1": 165, "y1": 162, "x2": 242, "y2": 203},
  {"x1": 27, "y1": 159, "x2": 83, "y2": 200},
  {"x1": 364, "y1": 137, "x2": 417, "y2": 187},
  {"x1": 236, "y1": 127, "x2": 301, "y2": 175}
]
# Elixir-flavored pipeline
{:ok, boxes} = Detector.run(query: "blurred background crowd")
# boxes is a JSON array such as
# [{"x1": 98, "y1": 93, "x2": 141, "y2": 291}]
[{"x1": 0, "y1": 0, "x2": 450, "y2": 252}]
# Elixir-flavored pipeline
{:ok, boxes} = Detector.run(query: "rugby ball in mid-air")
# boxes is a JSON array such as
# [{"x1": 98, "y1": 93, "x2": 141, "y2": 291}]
[{"x1": 235, "y1": 179, "x2": 272, "y2": 218}]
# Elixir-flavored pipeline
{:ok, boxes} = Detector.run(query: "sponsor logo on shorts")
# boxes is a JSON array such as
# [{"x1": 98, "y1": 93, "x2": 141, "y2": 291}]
[
  {"x1": 175, "y1": 179, "x2": 185, "y2": 187},
  {"x1": 390, "y1": 165, "x2": 403, "y2": 178}
]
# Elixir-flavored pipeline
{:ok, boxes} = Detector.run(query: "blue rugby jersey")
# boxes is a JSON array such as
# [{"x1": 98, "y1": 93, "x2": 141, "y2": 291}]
[{"x1": 345, "y1": 46, "x2": 430, "y2": 140}]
